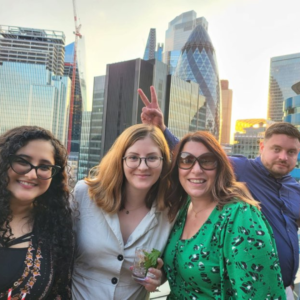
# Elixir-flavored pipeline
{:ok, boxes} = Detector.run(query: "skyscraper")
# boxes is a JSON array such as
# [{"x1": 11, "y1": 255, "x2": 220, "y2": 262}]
[
  {"x1": 0, "y1": 25, "x2": 70, "y2": 143},
  {"x1": 220, "y1": 80, "x2": 233, "y2": 144},
  {"x1": 77, "y1": 75, "x2": 106, "y2": 180},
  {"x1": 64, "y1": 42, "x2": 88, "y2": 153},
  {"x1": 155, "y1": 43, "x2": 163, "y2": 62},
  {"x1": 87, "y1": 75, "x2": 106, "y2": 168},
  {"x1": 284, "y1": 81, "x2": 300, "y2": 131},
  {"x1": 143, "y1": 29, "x2": 163, "y2": 62},
  {"x1": 77, "y1": 110, "x2": 92, "y2": 180},
  {"x1": 283, "y1": 81, "x2": 300, "y2": 181},
  {"x1": 164, "y1": 11, "x2": 208, "y2": 74},
  {"x1": 175, "y1": 24, "x2": 221, "y2": 139},
  {"x1": 165, "y1": 75, "x2": 205, "y2": 139},
  {"x1": 0, "y1": 25, "x2": 65, "y2": 75},
  {"x1": 143, "y1": 28, "x2": 156, "y2": 60},
  {"x1": 101, "y1": 58, "x2": 168, "y2": 156},
  {"x1": 268, "y1": 52, "x2": 300, "y2": 122}
]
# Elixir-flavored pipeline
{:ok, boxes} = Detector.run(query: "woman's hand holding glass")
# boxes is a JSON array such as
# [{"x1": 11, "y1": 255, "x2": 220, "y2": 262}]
[{"x1": 132, "y1": 258, "x2": 164, "y2": 292}]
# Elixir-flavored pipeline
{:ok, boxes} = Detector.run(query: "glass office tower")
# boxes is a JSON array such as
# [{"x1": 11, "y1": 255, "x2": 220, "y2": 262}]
[
  {"x1": 87, "y1": 75, "x2": 106, "y2": 169},
  {"x1": 143, "y1": 29, "x2": 163, "y2": 62},
  {"x1": 77, "y1": 75, "x2": 106, "y2": 180},
  {"x1": 77, "y1": 111, "x2": 92, "y2": 180},
  {"x1": 101, "y1": 59, "x2": 168, "y2": 156},
  {"x1": 155, "y1": 43, "x2": 163, "y2": 62},
  {"x1": 0, "y1": 25, "x2": 70, "y2": 143},
  {"x1": 284, "y1": 82, "x2": 300, "y2": 131},
  {"x1": 143, "y1": 29, "x2": 156, "y2": 60},
  {"x1": 164, "y1": 11, "x2": 208, "y2": 74},
  {"x1": 175, "y1": 24, "x2": 221, "y2": 139},
  {"x1": 268, "y1": 52, "x2": 300, "y2": 122},
  {"x1": 165, "y1": 75, "x2": 205, "y2": 139},
  {"x1": 64, "y1": 41, "x2": 88, "y2": 153},
  {"x1": 283, "y1": 82, "x2": 300, "y2": 181}
]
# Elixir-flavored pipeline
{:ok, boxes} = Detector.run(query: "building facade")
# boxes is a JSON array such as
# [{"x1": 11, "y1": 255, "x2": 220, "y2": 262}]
[
  {"x1": 268, "y1": 52, "x2": 300, "y2": 121},
  {"x1": 165, "y1": 75, "x2": 205, "y2": 139},
  {"x1": 87, "y1": 76, "x2": 106, "y2": 170},
  {"x1": 143, "y1": 29, "x2": 163, "y2": 62},
  {"x1": 231, "y1": 119, "x2": 273, "y2": 159},
  {"x1": 283, "y1": 81, "x2": 300, "y2": 181},
  {"x1": 101, "y1": 59, "x2": 168, "y2": 156},
  {"x1": 174, "y1": 24, "x2": 221, "y2": 139},
  {"x1": 220, "y1": 80, "x2": 233, "y2": 144},
  {"x1": 284, "y1": 81, "x2": 300, "y2": 131},
  {"x1": 143, "y1": 28, "x2": 156, "y2": 60},
  {"x1": 0, "y1": 25, "x2": 65, "y2": 75},
  {"x1": 232, "y1": 126, "x2": 264, "y2": 159},
  {"x1": 164, "y1": 11, "x2": 208, "y2": 74},
  {"x1": 77, "y1": 75, "x2": 106, "y2": 180},
  {"x1": 77, "y1": 111, "x2": 92, "y2": 180},
  {"x1": 0, "y1": 25, "x2": 70, "y2": 143},
  {"x1": 64, "y1": 42, "x2": 88, "y2": 153},
  {"x1": 155, "y1": 43, "x2": 163, "y2": 62}
]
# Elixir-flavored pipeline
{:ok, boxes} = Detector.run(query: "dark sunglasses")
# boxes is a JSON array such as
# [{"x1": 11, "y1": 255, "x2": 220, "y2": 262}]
[
  {"x1": 177, "y1": 152, "x2": 218, "y2": 170},
  {"x1": 9, "y1": 154, "x2": 61, "y2": 180}
]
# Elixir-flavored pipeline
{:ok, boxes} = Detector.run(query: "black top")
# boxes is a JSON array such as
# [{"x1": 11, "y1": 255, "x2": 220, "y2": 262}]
[
  {"x1": 0, "y1": 232, "x2": 31, "y2": 290},
  {"x1": 0, "y1": 231, "x2": 70, "y2": 299}
]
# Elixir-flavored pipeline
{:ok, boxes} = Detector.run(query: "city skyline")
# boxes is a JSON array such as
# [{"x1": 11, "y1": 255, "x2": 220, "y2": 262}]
[{"x1": 1, "y1": 0, "x2": 300, "y2": 134}]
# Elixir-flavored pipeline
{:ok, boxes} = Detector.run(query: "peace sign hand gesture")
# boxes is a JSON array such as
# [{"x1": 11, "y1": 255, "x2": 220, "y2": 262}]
[{"x1": 138, "y1": 86, "x2": 166, "y2": 132}]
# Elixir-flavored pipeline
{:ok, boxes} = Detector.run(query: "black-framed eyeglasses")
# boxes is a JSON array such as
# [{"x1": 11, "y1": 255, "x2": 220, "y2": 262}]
[
  {"x1": 123, "y1": 155, "x2": 164, "y2": 169},
  {"x1": 9, "y1": 154, "x2": 61, "y2": 180},
  {"x1": 177, "y1": 152, "x2": 218, "y2": 170}
]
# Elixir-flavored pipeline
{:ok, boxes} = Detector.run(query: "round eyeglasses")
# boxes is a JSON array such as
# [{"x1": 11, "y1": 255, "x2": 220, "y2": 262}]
[
  {"x1": 9, "y1": 154, "x2": 61, "y2": 180},
  {"x1": 177, "y1": 152, "x2": 218, "y2": 170},
  {"x1": 123, "y1": 155, "x2": 164, "y2": 169}
]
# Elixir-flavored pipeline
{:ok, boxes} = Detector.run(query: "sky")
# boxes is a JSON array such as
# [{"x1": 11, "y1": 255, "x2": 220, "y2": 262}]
[{"x1": 1, "y1": 0, "x2": 300, "y2": 134}]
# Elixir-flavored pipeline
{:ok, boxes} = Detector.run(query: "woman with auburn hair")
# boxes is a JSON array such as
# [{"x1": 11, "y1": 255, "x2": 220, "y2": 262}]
[
  {"x1": 0, "y1": 126, "x2": 73, "y2": 299},
  {"x1": 72, "y1": 124, "x2": 173, "y2": 299},
  {"x1": 163, "y1": 131, "x2": 286, "y2": 299}
]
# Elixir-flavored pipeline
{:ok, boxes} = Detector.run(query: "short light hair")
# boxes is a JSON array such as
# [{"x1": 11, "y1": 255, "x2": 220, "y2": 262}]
[
  {"x1": 265, "y1": 122, "x2": 300, "y2": 141},
  {"x1": 86, "y1": 124, "x2": 171, "y2": 214}
]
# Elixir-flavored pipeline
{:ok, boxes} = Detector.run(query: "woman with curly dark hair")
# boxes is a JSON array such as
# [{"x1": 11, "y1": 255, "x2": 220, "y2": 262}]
[{"x1": 0, "y1": 126, "x2": 74, "y2": 299}]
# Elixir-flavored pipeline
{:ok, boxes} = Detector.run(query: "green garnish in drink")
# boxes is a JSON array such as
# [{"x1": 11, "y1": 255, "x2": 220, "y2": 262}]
[{"x1": 143, "y1": 248, "x2": 161, "y2": 272}]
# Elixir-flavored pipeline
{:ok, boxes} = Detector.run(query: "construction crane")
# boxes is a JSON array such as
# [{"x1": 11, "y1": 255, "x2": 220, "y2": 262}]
[{"x1": 67, "y1": 0, "x2": 82, "y2": 154}]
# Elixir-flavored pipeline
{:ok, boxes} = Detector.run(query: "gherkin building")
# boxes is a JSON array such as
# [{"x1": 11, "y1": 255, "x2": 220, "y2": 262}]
[{"x1": 175, "y1": 24, "x2": 221, "y2": 139}]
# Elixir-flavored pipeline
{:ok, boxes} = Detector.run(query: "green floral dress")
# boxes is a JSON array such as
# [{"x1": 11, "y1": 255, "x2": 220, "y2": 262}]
[{"x1": 163, "y1": 199, "x2": 286, "y2": 300}]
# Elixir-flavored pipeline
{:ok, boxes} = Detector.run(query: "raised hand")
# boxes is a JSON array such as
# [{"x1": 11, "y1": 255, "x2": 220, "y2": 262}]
[{"x1": 138, "y1": 86, "x2": 166, "y2": 132}]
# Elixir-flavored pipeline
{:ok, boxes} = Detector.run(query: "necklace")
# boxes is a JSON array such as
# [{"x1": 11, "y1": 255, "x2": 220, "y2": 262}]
[
  {"x1": 190, "y1": 202, "x2": 215, "y2": 217},
  {"x1": 123, "y1": 204, "x2": 145, "y2": 214}
]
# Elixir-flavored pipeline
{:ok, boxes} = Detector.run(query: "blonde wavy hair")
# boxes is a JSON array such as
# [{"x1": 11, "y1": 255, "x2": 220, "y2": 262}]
[{"x1": 86, "y1": 124, "x2": 171, "y2": 214}]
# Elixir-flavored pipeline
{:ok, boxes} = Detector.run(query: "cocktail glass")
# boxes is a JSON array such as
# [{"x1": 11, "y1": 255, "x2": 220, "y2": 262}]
[{"x1": 132, "y1": 247, "x2": 149, "y2": 281}]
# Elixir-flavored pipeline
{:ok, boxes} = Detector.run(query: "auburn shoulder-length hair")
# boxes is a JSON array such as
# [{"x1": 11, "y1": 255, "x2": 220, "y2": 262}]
[
  {"x1": 167, "y1": 131, "x2": 259, "y2": 222},
  {"x1": 86, "y1": 124, "x2": 171, "y2": 214}
]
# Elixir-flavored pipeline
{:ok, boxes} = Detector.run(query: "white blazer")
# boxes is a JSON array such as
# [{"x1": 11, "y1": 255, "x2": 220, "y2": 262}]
[{"x1": 72, "y1": 180, "x2": 174, "y2": 300}]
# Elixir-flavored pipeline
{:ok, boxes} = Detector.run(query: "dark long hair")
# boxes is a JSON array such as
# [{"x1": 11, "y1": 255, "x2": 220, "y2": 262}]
[
  {"x1": 167, "y1": 131, "x2": 259, "y2": 221},
  {"x1": 0, "y1": 126, "x2": 73, "y2": 294}
]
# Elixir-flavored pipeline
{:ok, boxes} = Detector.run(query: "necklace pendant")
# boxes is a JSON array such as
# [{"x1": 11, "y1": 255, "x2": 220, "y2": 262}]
[{"x1": 126, "y1": 210, "x2": 129, "y2": 214}]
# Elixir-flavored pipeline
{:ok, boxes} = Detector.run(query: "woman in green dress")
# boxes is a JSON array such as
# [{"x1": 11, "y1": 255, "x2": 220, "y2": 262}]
[{"x1": 164, "y1": 131, "x2": 286, "y2": 299}]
